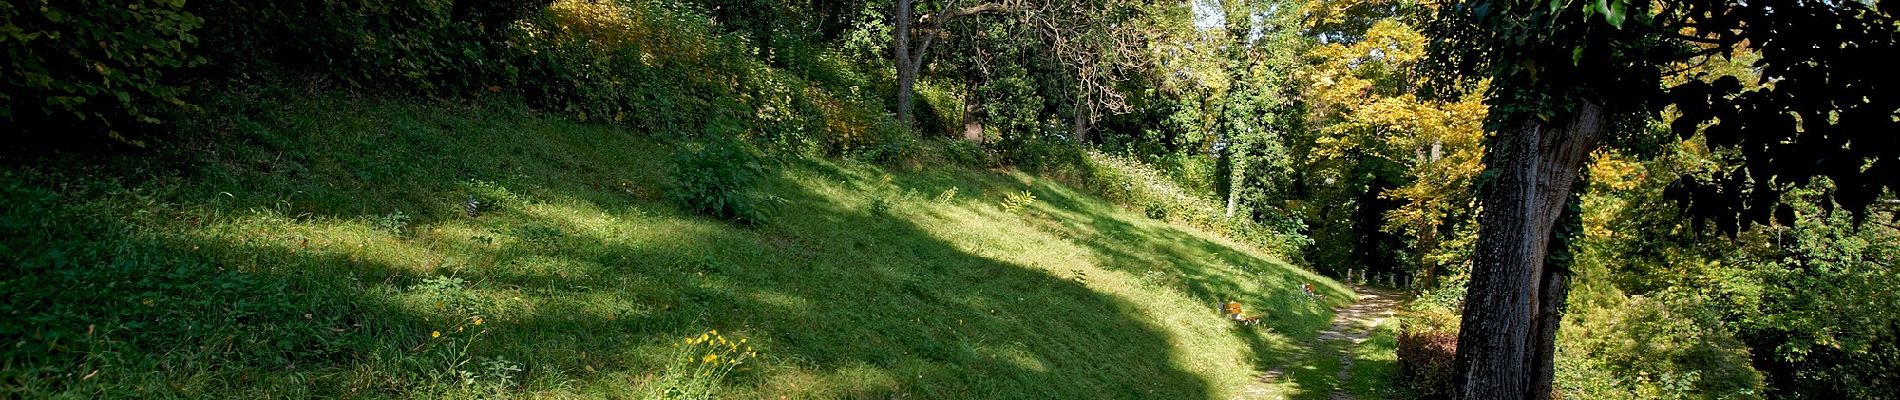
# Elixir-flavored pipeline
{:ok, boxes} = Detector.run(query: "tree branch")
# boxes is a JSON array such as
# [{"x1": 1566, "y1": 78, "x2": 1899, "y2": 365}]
[{"x1": 918, "y1": 2, "x2": 1011, "y2": 31}]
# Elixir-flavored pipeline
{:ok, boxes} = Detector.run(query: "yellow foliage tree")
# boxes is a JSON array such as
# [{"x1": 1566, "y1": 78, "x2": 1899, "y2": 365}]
[{"x1": 1297, "y1": 11, "x2": 1488, "y2": 283}]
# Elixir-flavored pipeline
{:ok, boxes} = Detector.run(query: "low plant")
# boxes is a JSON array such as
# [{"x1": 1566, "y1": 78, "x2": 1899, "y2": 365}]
[
  {"x1": 640, "y1": 329, "x2": 758, "y2": 399},
  {"x1": 1001, "y1": 190, "x2": 1038, "y2": 213},
  {"x1": 667, "y1": 135, "x2": 779, "y2": 225},
  {"x1": 934, "y1": 187, "x2": 959, "y2": 204}
]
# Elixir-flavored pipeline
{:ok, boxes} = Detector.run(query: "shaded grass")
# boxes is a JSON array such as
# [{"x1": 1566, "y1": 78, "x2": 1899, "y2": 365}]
[{"x1": 1, "y1": 89, "x2": 1347, "y2": 398}]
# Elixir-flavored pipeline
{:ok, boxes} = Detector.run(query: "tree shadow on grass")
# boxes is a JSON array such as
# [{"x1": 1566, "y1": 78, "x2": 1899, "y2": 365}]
[
  {"x1": 1005, "y1": 177, "x2": 1346, "y2": 334},
  {"x1": 2, "y1": 127, "x2": 1216, "y2": 398}
]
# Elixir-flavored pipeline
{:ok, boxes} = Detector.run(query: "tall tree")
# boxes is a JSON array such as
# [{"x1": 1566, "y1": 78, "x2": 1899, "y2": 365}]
[
  {"x1": 891, "y1": 0, "x2": 1151, "y2": 139},
  {"x1": 894, "y1": 0, "x2": 1008, "y2": 128},
  {"x1": 1423, "y1": 0, "x2": 1900, "y2": 398},
  {"x1": 1295, "y1": 0, "x2": 1487, "y2": 283}
]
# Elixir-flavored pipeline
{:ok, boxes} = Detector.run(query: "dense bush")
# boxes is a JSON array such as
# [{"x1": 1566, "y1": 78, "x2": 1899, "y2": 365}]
[
  {"x1": 1397, "y1": 303, "x2": 1461, "y2": 400},
  {"x1": 188, "y1": 0, "x2": 520, "y2": 92},
  {"x1": 2, "y1": 0, "x2": 202, "y2": 143},
  {"x1": 667, "y1": 132, "x2": 778, "y2": 225},
  {"x1": 1554, "y1": 292, "x2": 1765, "y2": 399}
]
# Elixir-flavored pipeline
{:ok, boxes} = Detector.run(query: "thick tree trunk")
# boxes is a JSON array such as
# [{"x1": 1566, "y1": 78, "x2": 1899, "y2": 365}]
[
  {"x1": 1519, "y1": 103, "x2": 1602, "y2": 400},
  {"x1": 1456, "y1": 102, "x2": 1605, "y2": 400},
  {"x1": 1526, "y1": 260, "x2": 1571, "y2": 400}
]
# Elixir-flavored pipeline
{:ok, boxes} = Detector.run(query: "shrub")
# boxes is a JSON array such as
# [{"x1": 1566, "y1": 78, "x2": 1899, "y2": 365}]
[
  {"x1": 2, "y1": 0, "x2": 202, "y2": 143},
  {"x1": 188, "y1": 0, "x2": 476, "y2": 87},
  {"x1": 1397, "y1": 306, "x2": 1461, "y2": 400},
  {"x1": 667, "y1": 134, "x2": 778, "y2": 225},
  {"x1": 452, "y1": 0, "x2": 554, "y2": 37},
  {"x1": 1555, "y1": 292, "x2": 1765, "y2": 399}
]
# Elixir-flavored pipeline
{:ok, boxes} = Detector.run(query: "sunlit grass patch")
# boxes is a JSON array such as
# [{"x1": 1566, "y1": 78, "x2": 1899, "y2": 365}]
[
  {"x1": 1, "y1": 89, "x2": 1352, "y2": 399},
  {"x1": 1346, "y1": 318, "x2": 1404, "y2": 399}
]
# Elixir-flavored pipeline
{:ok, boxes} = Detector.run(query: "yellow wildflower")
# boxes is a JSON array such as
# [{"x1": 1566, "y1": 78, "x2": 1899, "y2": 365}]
[
  {"x1": 431, "y1": 331, "x2": 441, "y2": 338},
  {"x1": 473, "y1": 316, "x2": 484, "y2": 326},
  {"x1": 702, "y1": 354, "x2": 717, "y2": 363}
]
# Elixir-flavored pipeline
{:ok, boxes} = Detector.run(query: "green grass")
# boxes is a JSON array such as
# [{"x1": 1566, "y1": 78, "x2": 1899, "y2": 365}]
[
  {"x1": 1282, "y1": 339, "x2": 1346, "y2": 400},
  {"x1": 1346, "y1": 318, "x2": 1404, "y2": 399},
  {"x1": 0, "y1": 89, "x2": 1352, "y2": 398}
]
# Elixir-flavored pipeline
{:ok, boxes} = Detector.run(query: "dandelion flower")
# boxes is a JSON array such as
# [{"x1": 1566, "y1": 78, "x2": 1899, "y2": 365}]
[{"x1": 432, "y1": 331, "x2": 442, "y2": 338}]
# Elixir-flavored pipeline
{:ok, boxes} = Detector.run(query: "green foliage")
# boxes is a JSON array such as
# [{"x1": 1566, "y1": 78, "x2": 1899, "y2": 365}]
[
  {"x1": 999, "y1": 190, "x2": 1038, "y2": 213},
  {"x1": 667, "y1": 134, "x2": 778, "y2": 225},
  {"x1": 1, "y1": 0, "x2": 202, "y2": 142},
  {"x1": 1555, "y1": 147, "x2": 1900, "y2": 399},
  {"x1": 189, "y1": 0, "x2": 496, "y2": 92},
  {"x1": 1658, "y1": 2, "x2": 1900, "y2": 227},
  {"x1": 1077, "y1": 151, "x2": 1312, "y2": 259},
  {"x1": 1555, "y1": 292, "x2": 1765, "y2": 399},
  {"x1": 175, "y1": 0, "x2": 915, "y2": 161}
]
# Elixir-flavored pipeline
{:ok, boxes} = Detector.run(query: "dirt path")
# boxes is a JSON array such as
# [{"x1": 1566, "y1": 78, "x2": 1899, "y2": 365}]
[{"x1": 1256, "y1": 286, "x2": 1402, "y2": 399}]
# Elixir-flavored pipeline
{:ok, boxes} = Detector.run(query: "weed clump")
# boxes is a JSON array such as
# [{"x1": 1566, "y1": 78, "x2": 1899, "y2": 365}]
[
  {"x1": 640, "y1": 329, "x2": 757, "y2": 399},
  {"x1": 667, "y1": 135, "x2": 779, "y2": 225}
]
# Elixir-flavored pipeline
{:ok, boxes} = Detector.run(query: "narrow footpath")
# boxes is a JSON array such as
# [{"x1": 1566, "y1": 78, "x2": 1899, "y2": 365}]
[{"x1": 1255, "y1": 286, "x2": 1403, "y2": 399}]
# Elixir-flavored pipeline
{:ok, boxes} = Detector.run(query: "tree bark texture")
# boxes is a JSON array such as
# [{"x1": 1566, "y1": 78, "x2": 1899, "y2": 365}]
[
  {"x1": 895, "y1": 0, "x2": 915, "y2": 127},
  {"x1": 1457, "y1": 102, "x2": 1605, "y2": 400}
]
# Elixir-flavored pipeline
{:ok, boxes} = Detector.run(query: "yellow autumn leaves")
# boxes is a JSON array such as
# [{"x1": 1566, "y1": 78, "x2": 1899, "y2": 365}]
[{"x1": 1297, "y1": 7, "x2": 1489, "y2": 241}]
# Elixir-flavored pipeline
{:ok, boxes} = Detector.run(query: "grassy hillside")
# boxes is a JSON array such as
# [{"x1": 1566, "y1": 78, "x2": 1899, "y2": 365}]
[{"x1": 0, "y1": 89, "x2": 1352, "y2": 398}]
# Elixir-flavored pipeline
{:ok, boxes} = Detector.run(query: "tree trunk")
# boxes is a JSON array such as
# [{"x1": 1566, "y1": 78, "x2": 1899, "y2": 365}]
[
  {"x1": 962, "y1": 83, "x2": 985, "y2": 142},
  {"x1": 892, "y1": 2, "x2": 1005, "y2": 132},
  {"x1": 894, "y1": 0, "x2": 915, "y2": 127},
  {"x1": 1526, "y1": 253, "x2": 1571, "y2": 400},
  {"x1": 1456, "y1": 102, "x2": 1605, "y2": 400},
  {"x1": 1416, "y1": 138, "x2": 1445, "y2": 288},
  {"x1": 1071, "y1": 83, "x2": 1091, "y2": 145}
]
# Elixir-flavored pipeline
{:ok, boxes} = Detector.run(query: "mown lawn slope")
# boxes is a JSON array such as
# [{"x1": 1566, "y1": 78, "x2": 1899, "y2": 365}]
[{"x1": 0, "y1": 90, "x2": 1352, "y2": 398}]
